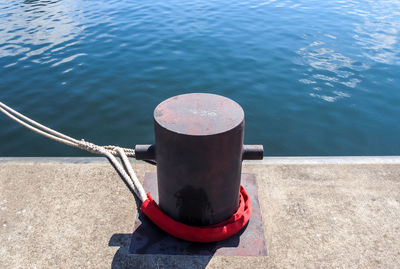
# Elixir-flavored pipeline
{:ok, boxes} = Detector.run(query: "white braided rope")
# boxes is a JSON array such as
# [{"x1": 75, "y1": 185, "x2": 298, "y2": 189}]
[{"x1": 0, "y1": 101, "x2": 147, "y2": 202}]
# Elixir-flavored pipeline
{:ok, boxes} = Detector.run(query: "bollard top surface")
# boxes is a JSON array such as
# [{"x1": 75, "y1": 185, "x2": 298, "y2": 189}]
[{"x1": 154, "y1": 93, "x2": 244, "y2": 136}]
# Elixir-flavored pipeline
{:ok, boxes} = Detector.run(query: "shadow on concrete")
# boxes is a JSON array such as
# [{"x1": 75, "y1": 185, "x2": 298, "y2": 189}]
[
  {"x1": 107, "y1": 187, "x2": 217, "y2": 268},
  {"x1": 109, "y1": 232, "x2": 216, "y2": 269},
  {"x1": 109, "y1": 209, "x2": 245, "y2": 268}
]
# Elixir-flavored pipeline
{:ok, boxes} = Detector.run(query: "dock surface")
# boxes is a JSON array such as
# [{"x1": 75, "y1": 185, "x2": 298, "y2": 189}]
[{"x1": 1, "y1": 157, "x2": 399, "y2": 268}]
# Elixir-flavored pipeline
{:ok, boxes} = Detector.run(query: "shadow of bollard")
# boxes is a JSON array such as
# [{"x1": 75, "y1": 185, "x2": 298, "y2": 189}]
[{"x1": 109, "y1": 231, "x2": 215, "y2": 269}]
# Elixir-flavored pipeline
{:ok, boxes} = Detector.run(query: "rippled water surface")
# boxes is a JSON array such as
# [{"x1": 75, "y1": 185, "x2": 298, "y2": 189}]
[{"x1": 1, "y1": 0, "x2": 400, "y2": 156}]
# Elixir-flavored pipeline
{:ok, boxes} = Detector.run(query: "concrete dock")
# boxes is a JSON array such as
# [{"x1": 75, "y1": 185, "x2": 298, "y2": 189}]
[{"x1": 1, "y1": 157, "x2": 399, "y2": 268}]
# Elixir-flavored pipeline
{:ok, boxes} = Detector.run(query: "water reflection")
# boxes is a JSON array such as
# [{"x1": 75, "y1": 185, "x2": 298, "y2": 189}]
[
  {"x1": 352, "y1": 0, "x2": 400, "y2": 64},
  {"x1": 23, "y1": 0, "x2": 60, "y2": 5},
  {"x1": 0, "y1": 0, "x2": 83, "y2": 64},
  {"x1": 298, "y1": 0, "x2": 400, "y2": 102},
  {"x1": 297, "y1": 40, "x2": 362, "y2": 102}
]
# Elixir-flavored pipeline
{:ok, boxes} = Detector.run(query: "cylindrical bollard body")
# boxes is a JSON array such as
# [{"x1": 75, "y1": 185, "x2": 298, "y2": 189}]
[{"x1": 154, "y1": 93, "x2": 245, "y2": 226}]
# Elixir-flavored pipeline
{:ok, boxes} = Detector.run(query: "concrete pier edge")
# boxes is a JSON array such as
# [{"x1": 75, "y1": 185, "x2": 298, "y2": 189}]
[
  {"x1": 2, "y1": 156, "x2": 400, "y2": 164},
  {"x1": 1, "y1": 157, "x2": 399, "y2": 268}
]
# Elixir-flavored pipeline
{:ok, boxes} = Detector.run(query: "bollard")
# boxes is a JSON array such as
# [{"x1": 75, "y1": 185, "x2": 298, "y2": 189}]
[{"x1": 135, "y1": 93, "x2": 263, "y2": 226}]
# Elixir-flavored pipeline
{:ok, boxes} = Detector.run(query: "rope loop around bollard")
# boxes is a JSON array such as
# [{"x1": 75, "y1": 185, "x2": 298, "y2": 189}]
[
  {"x1": 0, "y1": 101, "x2": 252, "y2": 242},
  {"x1": 141, "y1": 185, "x2": 252, "y2": 243}
]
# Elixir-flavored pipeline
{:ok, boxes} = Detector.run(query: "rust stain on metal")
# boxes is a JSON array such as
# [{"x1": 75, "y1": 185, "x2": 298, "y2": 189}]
[
  {"x1": 154, "y1": 93, "x2": 244, "y2": 136},
  {"x1": 136, "y1": 93, "x2": 264, "y2": 227},
  {"x1": 153, "y1": 93, "x2": 246, "y2": 226}
]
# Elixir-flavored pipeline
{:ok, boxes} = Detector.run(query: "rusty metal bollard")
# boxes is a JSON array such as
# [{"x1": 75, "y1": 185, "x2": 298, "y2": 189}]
[{"x1": 135, "y1": 93, "x2": 263, "y2": 226}]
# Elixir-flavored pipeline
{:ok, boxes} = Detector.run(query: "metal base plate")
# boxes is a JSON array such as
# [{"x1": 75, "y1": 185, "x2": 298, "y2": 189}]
[{"x1": 129, "y1": 173, "x2": 267, "y2": 256}]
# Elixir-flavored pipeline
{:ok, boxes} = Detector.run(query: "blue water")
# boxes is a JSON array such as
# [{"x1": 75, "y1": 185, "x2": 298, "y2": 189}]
[{"x1": 1, "y1": 0, "x2": 400, "y2": 156}]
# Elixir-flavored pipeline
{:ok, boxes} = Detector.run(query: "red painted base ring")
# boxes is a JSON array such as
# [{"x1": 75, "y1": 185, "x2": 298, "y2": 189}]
[{"x1": 140, "y1": 185, "x2": 252, "y2": 243}]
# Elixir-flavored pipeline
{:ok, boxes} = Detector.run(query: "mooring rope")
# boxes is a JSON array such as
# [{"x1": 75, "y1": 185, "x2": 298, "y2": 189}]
[
  {"x1": 0, "y1": 101, "x2": 147, "y2": 202},
  {"x1": 0, "y1": 101, "x2": 254, "y2": 243}
]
